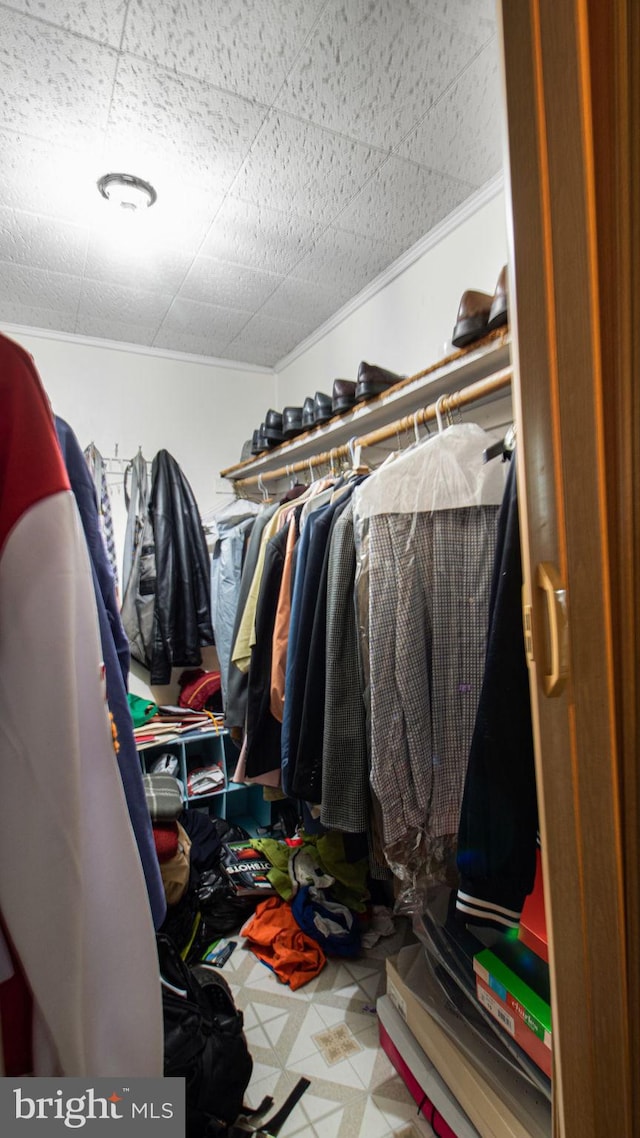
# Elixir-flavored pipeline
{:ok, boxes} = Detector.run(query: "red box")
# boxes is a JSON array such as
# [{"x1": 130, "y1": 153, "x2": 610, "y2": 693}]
[
  {"x1": 379, "y1": 1020, "x2": 459, "y2": 1138},
  {"x1": 518, "y1": 849, "x2": 549, "y2": 963},
  {"x1": 474, "y1": 974, "x2": 552, "y2": 1079}
]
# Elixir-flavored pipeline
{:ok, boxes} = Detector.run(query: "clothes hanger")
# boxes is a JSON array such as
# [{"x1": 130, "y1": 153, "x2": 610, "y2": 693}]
[
  {"x1": 483, "y1": 423, "x2": 517, "y2": 463},
  {"x1": 435, "y1": 394, "x2": 448, "y2": 434},
  {"x1": 345, "y1": 435, "x2": 369, "y2": 478}
]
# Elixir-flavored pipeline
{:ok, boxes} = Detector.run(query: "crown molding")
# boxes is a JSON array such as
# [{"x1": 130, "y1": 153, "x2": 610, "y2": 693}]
[
  {"x1": 274, "y1": 173, "x2": 505, "y2": 373},
  {"x1": 0, "y1": 322, "x2": 275, "y2": 375}
]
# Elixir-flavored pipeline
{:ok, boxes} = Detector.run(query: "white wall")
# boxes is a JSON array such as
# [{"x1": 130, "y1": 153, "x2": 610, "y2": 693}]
[
  {"x1": 276, "y1": 189, "x2": 508, "y2": 406},
  {"x1": 7, "y1": 328, "x2": 275, "y2": 559}
]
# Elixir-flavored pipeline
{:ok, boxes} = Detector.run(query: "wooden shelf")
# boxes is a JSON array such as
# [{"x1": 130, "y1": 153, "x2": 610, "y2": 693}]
[{"x1": 221, "y1": 329, "x2": 511, "y2": 484}]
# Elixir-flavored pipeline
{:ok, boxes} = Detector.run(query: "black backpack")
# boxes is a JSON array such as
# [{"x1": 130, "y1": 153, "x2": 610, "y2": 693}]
[{"x1": 157, "y1": 934, "x2": 253, "y2": 1137}]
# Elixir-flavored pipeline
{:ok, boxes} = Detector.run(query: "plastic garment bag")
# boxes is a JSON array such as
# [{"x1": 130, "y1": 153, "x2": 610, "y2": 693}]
[{"x1": 353, "y1": 423, "x2": 505, "y2": 909}]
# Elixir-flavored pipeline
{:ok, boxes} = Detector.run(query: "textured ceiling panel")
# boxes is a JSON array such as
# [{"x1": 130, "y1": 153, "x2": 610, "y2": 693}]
[
  {"x1": 0, "y1": 1, "x2": 504, "y2": 366},
  {"x1": 0, "y1": 130, "x2": 105, "y2": 224},
  {"x1": 291, "y1": 225, "x2": 406, "y2": 297},
  {"x1": 225, "y1": 312, "x2": 305, "y2": 366},
  {"x1": 2, "y1": 0, "x2": 129, "y2": 47},
  {"x1": 0, "y1": 263, "x2": 82, "y2": 312},
  {"x1": 0, "y1": 206, "x2": 88, "y2": 277},
  {"x1": 83, "y1": 232, "x2": 195, "y2": 295},
  {"x1": 122, "y1": 0, "x2": 327, "y2": 105},
  {"x1": 258, "y1": 276, "x2": 341, "y2": 329},
  {"x1": 77, "y1": 278, "x2": 173, "y2": 326},
  {"x1": 398, "y1": 42, "x2": 503, "y2": 186},
  {"x1": 276, "y1": 0, "x2": 490, "y2": 150},
  {"x1": 0, "y1": 10, "x2": 117, "y2": 147},
  {"x1": 335, "y1": 156, "x2": 473, "y2": 247},
  {"x1": 158, "y1": 296, "x2": 249, "y2": 343},
  {"x1": 233, "y1": 111, "x2": 384, "y2": 224},
  {"x1": 200, "y1": 197, "x2": 320, "y2": 276},
  {"x1": 106, "y1": 56, "x2": 268, "y2": 192},
  {"x1": 179, "y1": 257, "x2": 283, "y2": 312},
  {"x1": 74, "y1": 316, "x2": 159, "y2": 346}
]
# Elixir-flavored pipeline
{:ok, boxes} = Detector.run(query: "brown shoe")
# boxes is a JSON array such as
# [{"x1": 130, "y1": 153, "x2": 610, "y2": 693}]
[
  {"x1": 451, "y1": 288, "x2": 493, "y2": 348},
  {"x1": 487, "y1": 264, "x2": 508, "y2": 331},
  {"x1": 332, "y1": 378, "x2": 357, "y2": 413},
  {"x1": 355, "y1": 362, "x2": 404, "y2": 400}
]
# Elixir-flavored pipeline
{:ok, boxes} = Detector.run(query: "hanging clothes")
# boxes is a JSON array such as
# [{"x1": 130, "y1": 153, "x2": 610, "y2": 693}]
[
  {"x1": 292, "y1": 483, "x2": 361, "y2": 803},
  {"x1": 226, "y1": 501, "x2": 280, "y2": 729},
  {"x1": 0, "y1": 332, "x2": 162, "y2": 1076},
  {"x1": 56, "y1": 417, "x2": 166, "y2": 930},
  {"x1": 244, "y1": 521, "x2": 292, "y2": 780},
  {"x1": 354, "y1": 423, "x2": 505, "y2": 894},
  {"x1": 122, "y1": 448, "x2": 149, "y2": 595},
  {"x1": 83, "y1": 441, "x2": 119, "y2": 590},
  {"x1": 209, "y1": 500, "x2": 260, "y2": 704},
  {"x1": 455, "y1": 456, "x2": 538, "y2": 930},
  {"x1": 321, "y1": 498, "x2": 370, "y2": 833}
]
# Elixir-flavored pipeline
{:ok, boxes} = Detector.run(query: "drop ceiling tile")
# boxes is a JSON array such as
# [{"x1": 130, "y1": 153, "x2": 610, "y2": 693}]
[
  {"x1": 77, "y1": 279, "x2": 173, "y2": 325},
  {"x1": 276, "y1": 0, "x2": 486, "y2": 150},
  {"x1": 84, "y1": 230, "x2": 195, "y2": 294},
  {"x1": 74, "y1": 315, "x2": 158, "y2": 346},
  {"x1": 160, "y1": 296, "x2": 249, "y2": 342},
  {"x1": 152, "y1": 328, "x2": 238, "y2": 359},
  {"x1": 0, "y1": 262, "x2": 81, "y2": 312},
  {"x1": 398, "y1": 42, "x2": 503, "y2": 186},
  {"x1": 106, "y1": 55, "x2": 268, "y2": 195},
  {"x1": 225, "y1": 313, "x2": 304, "y2": 367},
  {"x1": 0, "y1": 131, "x2": 106, "y2": 226},
  {"x1": 0, "y1": 304, "x2": 77, "y2": 334},
  {"x1": 180, "y1": 256, "x2": 283, "y2": 312},
  {"x1": 291, "y1": 226, "x2": 405, "y2": 298},
  {"x1": 259, "y1": 276, "x2": 340, "y2": 329},
  {"x1": 0, "y1": 10, "x2": 117, "y2": 148},
  {"x1": 336, "y1": 157, "x2": 473, "y2": 248},
  {"x1": 234, "y1": 112, "x2": 384, "y2": 226},
  {"x1": 122, "y1": 0, "x2": 327, "y2": 105},
  {"x1": 3, "y1": 0, "x2": 128, "y2": 48},
  {"x1": 201, "y1": 197, "x2": 319, "y2": 276},
  {"x1": 0, "y1": 207, "x2": 88, "y2": 277}
]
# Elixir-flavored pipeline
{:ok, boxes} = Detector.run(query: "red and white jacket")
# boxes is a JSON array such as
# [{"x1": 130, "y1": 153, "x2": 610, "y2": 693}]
[{"x1": 0, "y1": 332, "x2": 162, "y2": 1076}]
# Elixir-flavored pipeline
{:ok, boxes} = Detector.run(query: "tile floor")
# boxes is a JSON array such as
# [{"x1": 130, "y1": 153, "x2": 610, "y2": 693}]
[{"x1": 223, "y1": 918, "x2": 436, "y2": 1138}]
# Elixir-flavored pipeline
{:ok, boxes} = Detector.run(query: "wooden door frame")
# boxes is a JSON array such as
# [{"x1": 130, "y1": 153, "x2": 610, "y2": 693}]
[{"x1": 498, "y1": 1, "x2": 637, "y2": 1135}]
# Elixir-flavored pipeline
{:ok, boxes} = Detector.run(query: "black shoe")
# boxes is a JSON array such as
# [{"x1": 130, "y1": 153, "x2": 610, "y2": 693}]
[
  {"x1": 314, "y1": 391, "x2": 332, "y2": 424},
  {"x1": 332, "y1": 378, "x2": 357, "y2": 413},
  {"x1": 282, "y1": 406, "x2": 303, "y2": 438}
]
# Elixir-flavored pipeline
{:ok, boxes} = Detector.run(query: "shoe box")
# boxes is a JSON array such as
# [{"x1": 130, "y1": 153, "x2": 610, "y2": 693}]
[{"x1": 473, "y1": 938, "x2": 552, "y2": 1079}]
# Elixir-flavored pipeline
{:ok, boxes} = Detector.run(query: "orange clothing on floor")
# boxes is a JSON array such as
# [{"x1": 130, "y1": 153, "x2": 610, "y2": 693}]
[{"x1": 241, "y1": 896, "x2": 326, "y2": 990}]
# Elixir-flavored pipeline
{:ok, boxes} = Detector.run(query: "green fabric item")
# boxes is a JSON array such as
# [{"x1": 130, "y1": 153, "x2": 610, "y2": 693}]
[
  {"x1": 127, "y1": 692, "x2": 159, "y2": 727},
  {"x1": 254, "y1": 833, "x2": 369, "y2": 913}
]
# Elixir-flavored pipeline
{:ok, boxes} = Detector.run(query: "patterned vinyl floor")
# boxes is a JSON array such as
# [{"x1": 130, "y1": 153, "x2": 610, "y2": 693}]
[{"x1": 223, "y1": 917, "x2": 436, "y2": 1138}]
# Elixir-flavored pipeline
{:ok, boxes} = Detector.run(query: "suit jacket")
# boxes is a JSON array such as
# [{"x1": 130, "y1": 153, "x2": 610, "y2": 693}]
[
  {"x1": 293, "y1": 490, "x2": 354, "y2": 802},
  {"x1": 320, "y1": 498, "x2": 370, "y2": 832},
  {"x1": 225, "y1": 502, "x2": 279, "y2": 729},
  {"x1": 244, "y1": 524, "x2": 289, "y2": 778}
]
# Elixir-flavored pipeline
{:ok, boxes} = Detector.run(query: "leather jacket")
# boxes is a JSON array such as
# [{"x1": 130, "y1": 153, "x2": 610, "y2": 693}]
[{"x1": 149, "y1": 450, "x2": 214, "y2": 684}]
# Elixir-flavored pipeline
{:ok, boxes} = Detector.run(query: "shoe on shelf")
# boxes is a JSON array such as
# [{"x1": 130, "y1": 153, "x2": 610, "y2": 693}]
[
  {"x1": 252, "y1": 424, "x2": 270, "y2": 453},
  {"x1": 313, "y1": 391, "x2": 333, "y2": 424},
  {"x1": 487, "y1": 264, "x2": 509, "y2": 332},
  {"x1": 451, "y1": 288, "x2": 493, "y2": 348},
  {"x1": 263, "y1": 409, "x2": 284, "y2": 445},
  {"x1": 355, "y1": 362, "x2": 404, "y2": 400},
  {"x1": 331, "y1": 379, "x2": 357, "y2": 414},
  {"x1": 301, "y1": 396, "x2": 315, "y2": 429},
  {"x1": 282, "y1": 406, "x2": 303, "y2": 439}
]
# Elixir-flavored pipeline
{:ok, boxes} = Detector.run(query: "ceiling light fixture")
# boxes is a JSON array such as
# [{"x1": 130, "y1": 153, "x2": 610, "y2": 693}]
[{"x1": 97, "y1": 172, "x2": 157, "y2": 212}]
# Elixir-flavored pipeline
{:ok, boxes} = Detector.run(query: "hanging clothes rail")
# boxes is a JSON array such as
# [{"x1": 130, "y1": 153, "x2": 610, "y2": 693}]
[{"x1": 231, "y1": 365, "x2": 512, "y2": 490}]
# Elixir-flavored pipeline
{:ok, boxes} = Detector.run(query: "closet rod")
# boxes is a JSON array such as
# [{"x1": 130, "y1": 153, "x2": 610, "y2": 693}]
[{"x1": 232, "y1": 366, "x2": 513, "y2": 490}]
